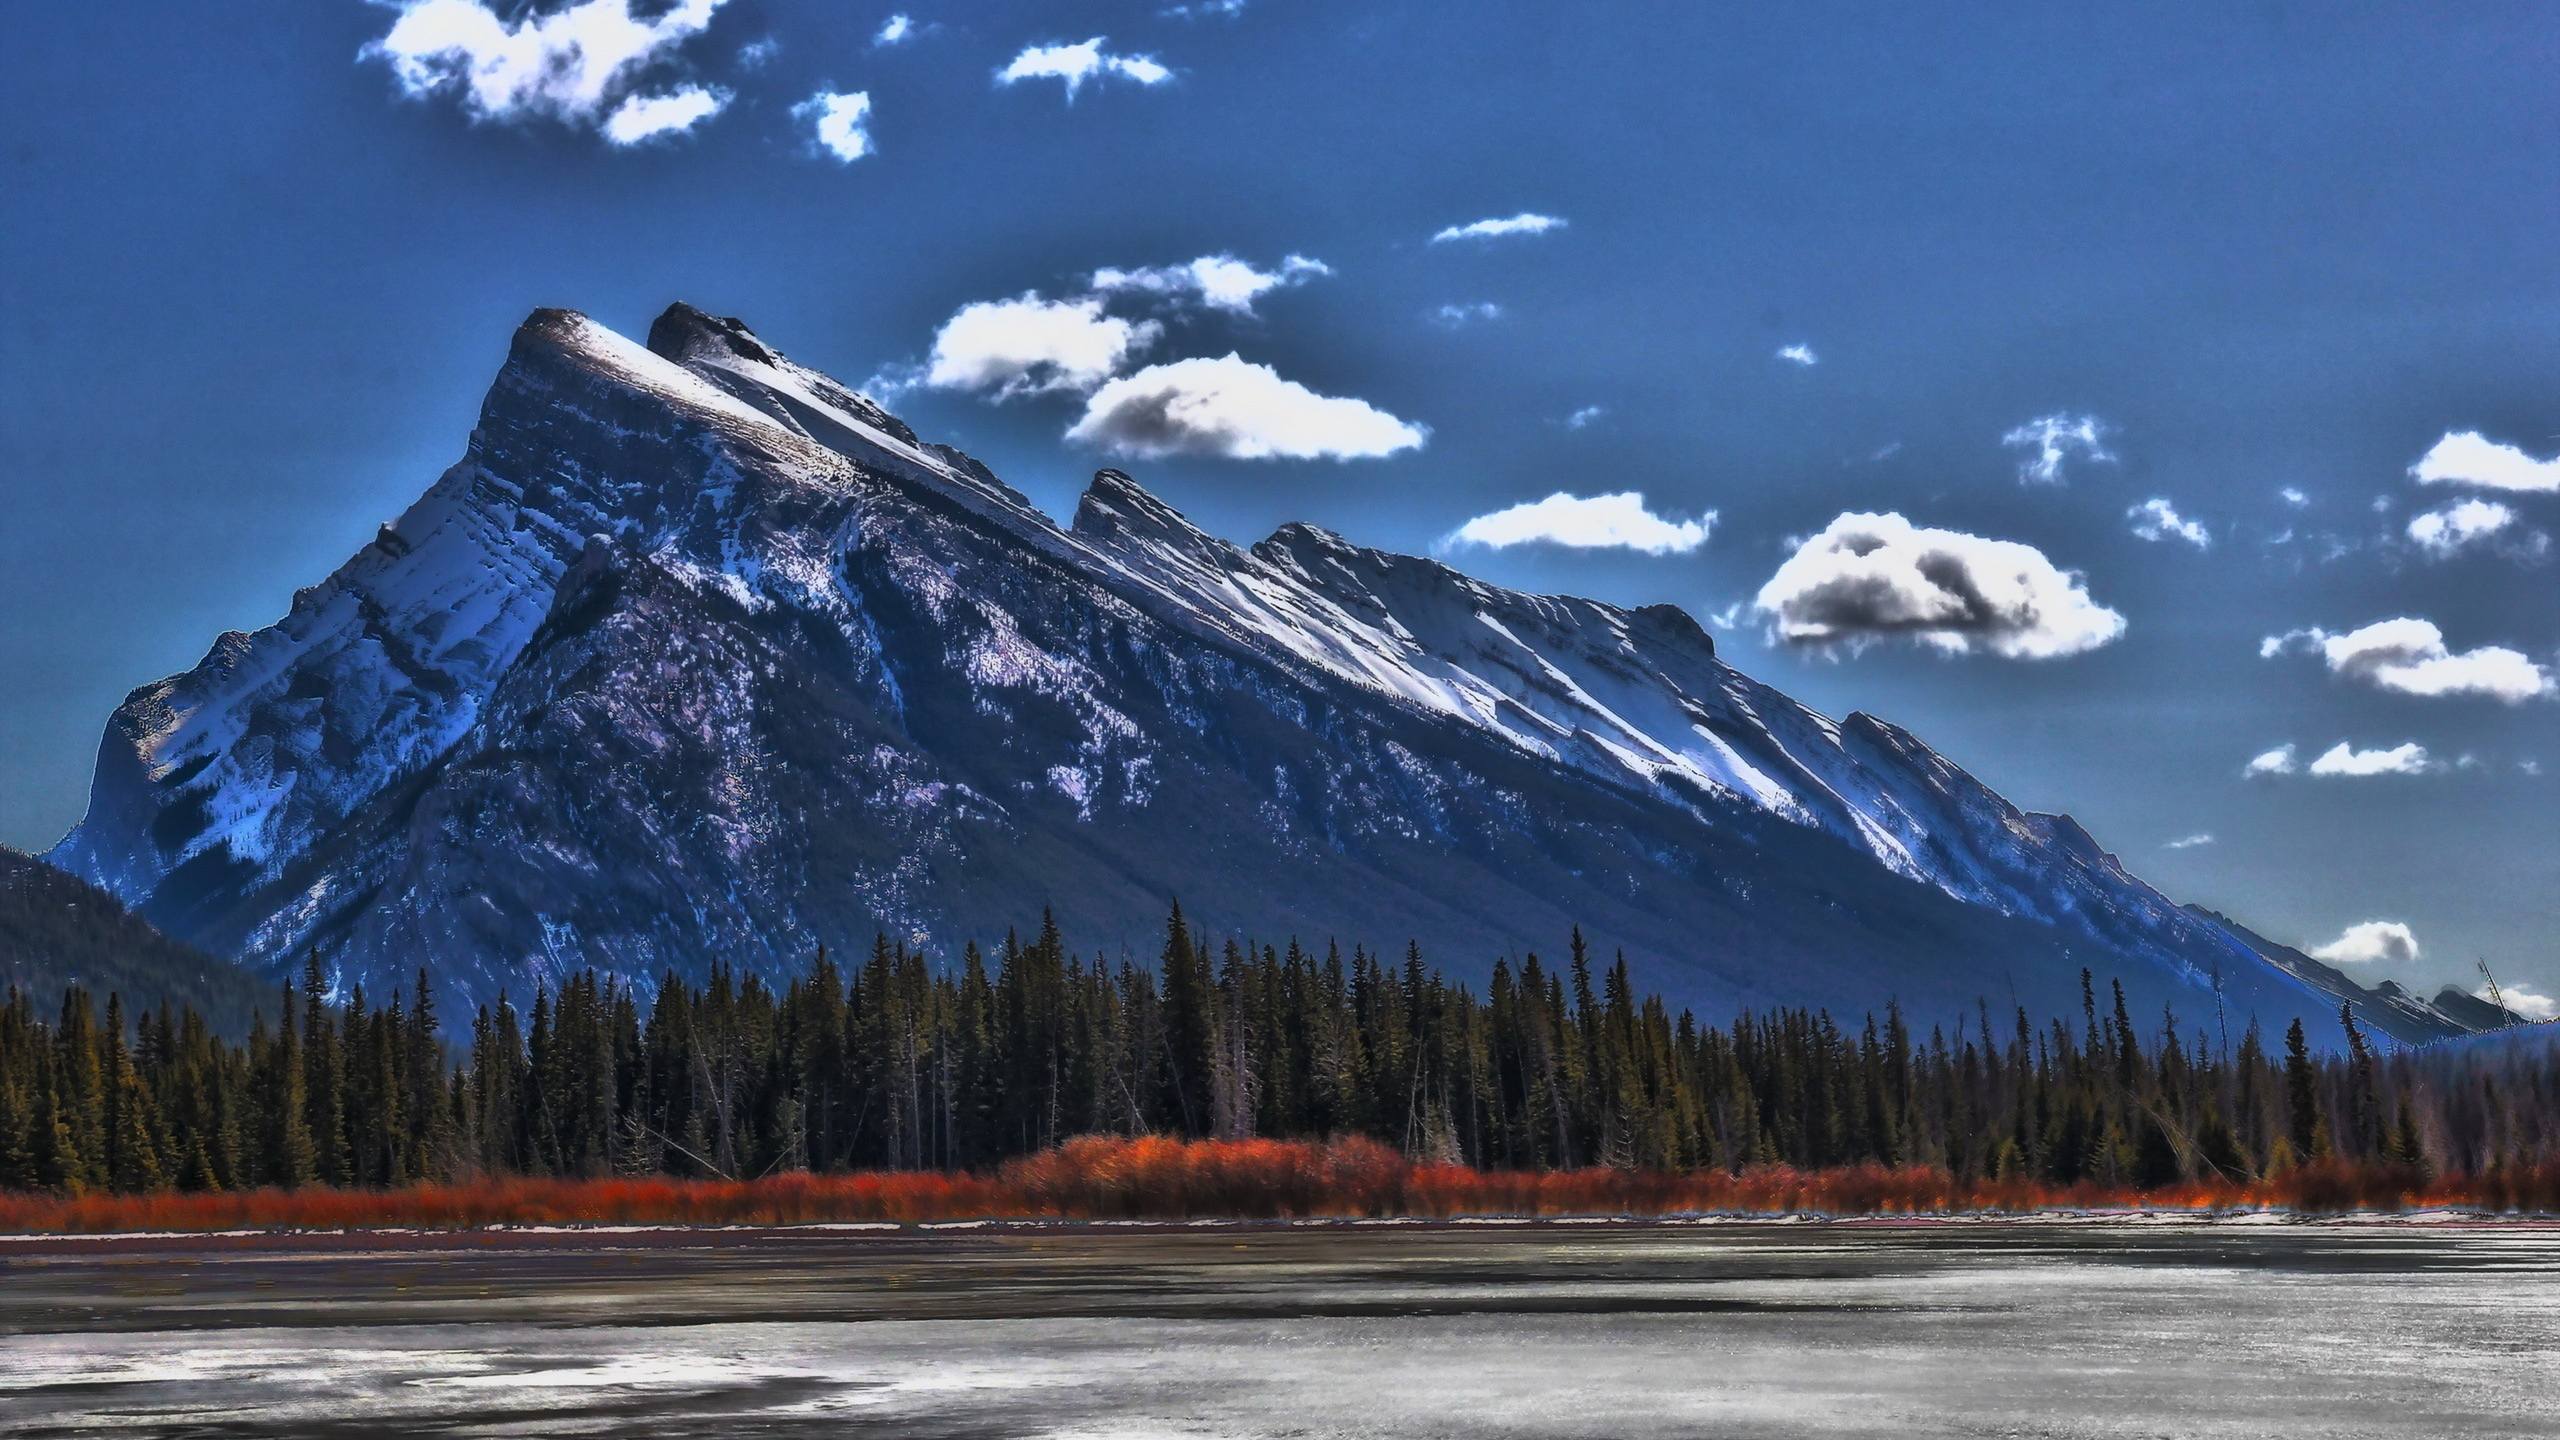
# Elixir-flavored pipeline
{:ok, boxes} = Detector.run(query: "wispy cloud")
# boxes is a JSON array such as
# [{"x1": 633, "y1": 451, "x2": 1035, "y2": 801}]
[
  {"x1": 2406, "y1": 498, "x2": 2533, "y2": 558},
  {"x1": 1754, "y1": 512, "x2": 2125, "y2": 659},
  {"x1": 2490, "y1": 982, "x2": 2559, "y2": 1021},
  {"x1": 1091, "y1": 254, "x2": 1329, "y2": 316},
  {"x1": 874, "y1": 12, "x2": 913, "y2": 46},
  {"x1": 600, "y1": 84, "x2": 727, "y2": 145},
  {"x1": 1564, "y1": 405, "x2": 1606, "y2": 430},
  {"x1": 1430, "y1": 212, "x2": 1567, "y2": 244},
  {"x1": 792, "y1": 90, "x2": 873, "y2": 162},
  {"x1": 1430, "y1": 301, "x2": 1504, "y2": 327},
  {"x1": 2001, "y1": 412, "x2": 2115, "y2": 485},
  {"x1": 1066, "y1": 354, "x2": 1425, "y2": 461},
  {"x1": 2262, "y1": 618, "x2": 2552, "y2": 703},
  {"x1": 2279, "y1": 486, "x2": 2310, "y2": 508},
  {"x1": 1775, "y1": 343, "x2": 1818, "y2": 367},
  {"x1": 1445, "y1": 492, "x2": 1712, "y2": 555},
  {"x1": 997, "y1": 37, "x2": 1170, "y2": 98},
  {"x1": 2164, "y1": 832, "x2": 2216, "y2": 850},
  {"x1": 2127, "y1": 497, "x2": 2210, "y2": 549},
  {"x1": 2309, "y1": 741, "x2": 2436, "y2": 776},
  {"x1": 362, "y1": 0, "x2": 731, "y2": 139},
  {"x1": 1160, "y1": 0, "x2": 1247, "y2": 16},
  {"x1": 2256, "y1": 738, "x2": 2479, "y2": 781},
  {"x1": 2410, "y1": 430, "x2": 2560, "y2": 493},
  {"x1": 2244, "y1": 744, "x2": 2300, "y2": 777}
]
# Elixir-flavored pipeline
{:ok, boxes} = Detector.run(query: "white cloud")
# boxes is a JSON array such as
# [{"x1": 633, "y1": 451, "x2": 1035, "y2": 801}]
[
  {"x1": 1776, "y1": 344, "x2": 1818, "y2": 367},
  {"x1": 1564, "y1": 405, "x2": 1606, "y2": 430},
  {"x1": 2280, "y1": 486, "x2": 2310, "y2": 508},
  {"x1": 1161, "y1": 0, "x2": 1247, "y2": 15},
  {"x1": 2242, "y1": 737, "x2": 2304, "y2": 773},
  {"x1": 2244, "y1": 744, "x2": 2298, "y2": 777},
  {"x1": 1430, "y1": 213, "x2": 1567, "y2": 244},
  {"x1": 793, "y1": 90, "x2": 874, "y2": 162},
  {"x1": 2127, "y1": 497, "x2": 2210, "y2": 549},
  {"x1": 1090, "y1": 254, "x2": 1329, "y2": 316},
  {"x1": 2264, "y1": 617, "x2": 2552, "y2": 704},
  {"x1": 2310, "y1": 920, "x2": 2422, "y2": 967},
  {"x1": 2247, "y1": 740, "x2": 2442, "y2": 777},
  {"x1": 997, "y1": 37, "x2": 1171, "y2": 98},
  {"x1": 600, "y1": 84, "x2": 726, "y2": 144},
  {"x1": 2001, "y1": 412, "x2": 2116, "y2": 485},
  {"x1": 921, "y1": 293, "x2": 1160, "y2": 399},
  {"x1": 874, "y1": 13, "x2": 913, "y2": 46},
  {"x1": 363, "y1": 0, "x2": 729, "y2": 135},
  {"x1": 2306, "y1": 741, "x2": 2435, "y2": 777},
  {"x1": 1752, "y1": 512, "x2": 2126, "y2": 659},
  {"x1": 736, "y1": 36, "x2": 778, "y2": 68},
  {"x1": 2487, "y1": 982, "x2": 2559, "y2": 1021},
  {"x1": 2410, "y1": 430, "x2": 2560, "y2": 493},
  {"x1": 2405, "y1": 498, "x2": 2518, "y2": 556},
  {"x1": 2164, "y1": 833, "x2": 2215, "y2": 850},
  {"x1": 1431, "y1": 302, "x2": 1504, "y2": 327},
  {"x1": 2523, "y1": 758, "x2": 2546, "y2": 777},
  {"x1": 1445, "y1": 492, "x2": 1713, "y2": 556},
  {"x1": 1065, "y1": 354, "x2": 1426, "y2": 461}
]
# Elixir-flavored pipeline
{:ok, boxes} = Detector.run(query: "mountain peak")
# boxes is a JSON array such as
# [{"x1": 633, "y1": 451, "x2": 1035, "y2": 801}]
[
  {"x1": 1628, "y1": 602, "x2": 1716, "y2": 659},
  {"x1": 1072, "y1": 469, "x2": 1227, "y2": 559},
  {"x1": 646, "y1": 302, "x2": 781, "y2": 368},
  {"x1": 1258, "y1": 519, "x2": 1356, "y2": 559}
]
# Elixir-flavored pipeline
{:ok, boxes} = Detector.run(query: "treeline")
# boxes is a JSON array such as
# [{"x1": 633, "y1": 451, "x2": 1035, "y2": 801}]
[{"x1": 1, "y1": 906, "x2": 2554, "y2": 1199}]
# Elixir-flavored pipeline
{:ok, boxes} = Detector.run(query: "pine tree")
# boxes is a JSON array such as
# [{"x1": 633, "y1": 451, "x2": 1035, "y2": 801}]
[
  {"x1": 267, "y1": 986, "x2": 318, "y2": 1189},
  {"x1": 2282, "y1": 1018, "x2": 2318, "y2": 1158},
  {"x1": 1157, "y1": 902, "x2": 1214, "y2": 1137},
  {"x1": 303, "y1": 953, "x2": 349, "y2": 1186},
  {"x1": 101, "y1": 996, "x2": 166, "y2": 1193}
]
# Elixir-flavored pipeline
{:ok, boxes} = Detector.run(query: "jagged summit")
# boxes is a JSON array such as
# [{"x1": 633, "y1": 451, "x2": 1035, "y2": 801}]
[
  {"x1": 1072, "y1": 467, "x2": 1223, "y2": 555},
  {"x1": 646, "y1": 301, "x2": 782, "y2": 368},
  {"x1": 45, "y1": 303, "x2": 2420, "y2": 1046}
]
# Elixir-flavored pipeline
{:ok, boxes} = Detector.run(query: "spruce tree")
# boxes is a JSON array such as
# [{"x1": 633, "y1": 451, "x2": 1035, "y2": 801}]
[{"x1": 268, "y1": 987, "x2": 318, "y2": 1189}]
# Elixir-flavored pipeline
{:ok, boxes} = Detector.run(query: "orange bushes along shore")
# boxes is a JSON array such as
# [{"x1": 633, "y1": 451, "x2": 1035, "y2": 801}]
[{"x1": 3, "y1": 1135, "x2": 2554, "y2": 1234}]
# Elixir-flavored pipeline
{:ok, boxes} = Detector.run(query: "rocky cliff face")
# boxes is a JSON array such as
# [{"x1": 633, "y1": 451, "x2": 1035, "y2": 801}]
[{"x1": 50, "y1": 304, "x2": 2386, "y2": 1042}]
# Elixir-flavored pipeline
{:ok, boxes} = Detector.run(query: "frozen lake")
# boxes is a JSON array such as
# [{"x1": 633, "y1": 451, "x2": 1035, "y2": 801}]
[{"x1": 3, "y1": 1221, "x2": 2557, "y2": 1437}]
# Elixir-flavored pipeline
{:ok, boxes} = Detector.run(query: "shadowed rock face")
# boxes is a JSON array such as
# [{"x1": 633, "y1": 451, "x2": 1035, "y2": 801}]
[{"x1": 49, "y1": 304, "x2": 2390, "y2": 1042}]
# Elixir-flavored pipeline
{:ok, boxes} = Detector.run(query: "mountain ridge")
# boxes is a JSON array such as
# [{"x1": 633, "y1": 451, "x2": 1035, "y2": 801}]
[{"x1": 41, "y1": 303, "x2": 2451, "y2": 1046}]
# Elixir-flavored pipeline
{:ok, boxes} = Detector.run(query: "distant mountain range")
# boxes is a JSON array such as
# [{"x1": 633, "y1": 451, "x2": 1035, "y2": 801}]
[
  {"x1": 2192, "y1": 906, "x2": 2521, "y2": 1045},
  {"x1": 37, "y1": 304, "x2": 2505, "y2": 1045}
]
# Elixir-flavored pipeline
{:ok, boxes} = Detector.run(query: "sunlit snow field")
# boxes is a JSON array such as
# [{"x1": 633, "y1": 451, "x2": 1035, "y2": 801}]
[{"x1": 4, "y1": 1222, "x2": 2556, "y2": 1437}]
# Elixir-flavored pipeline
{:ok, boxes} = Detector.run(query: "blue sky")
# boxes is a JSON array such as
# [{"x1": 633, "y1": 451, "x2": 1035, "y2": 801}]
[{"x1": 3, "y1": 1, "x2": 2554, "y2": 1009}]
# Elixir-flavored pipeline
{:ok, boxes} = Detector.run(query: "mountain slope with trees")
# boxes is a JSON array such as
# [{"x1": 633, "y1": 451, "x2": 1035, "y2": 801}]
[{"x1": 0, "y1": 850, "x2": 264, "y2": 1037}]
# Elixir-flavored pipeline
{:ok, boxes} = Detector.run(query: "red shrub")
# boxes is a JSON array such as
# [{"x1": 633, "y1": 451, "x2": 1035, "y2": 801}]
[{"x1": 2, "y1": 1138, "x2": 2548, "y2": 1235}]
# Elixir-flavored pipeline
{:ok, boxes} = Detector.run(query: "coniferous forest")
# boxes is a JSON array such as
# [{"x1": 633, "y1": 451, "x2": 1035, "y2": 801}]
[{"x1": 3, "y1": 905, "x2": 2556, "y2": 1222}]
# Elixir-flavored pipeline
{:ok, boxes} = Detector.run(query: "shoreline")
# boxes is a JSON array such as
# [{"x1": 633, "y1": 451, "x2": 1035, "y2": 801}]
[{"x1": 6, "y1": 1206, "x2": 2557, "y2": 1254}]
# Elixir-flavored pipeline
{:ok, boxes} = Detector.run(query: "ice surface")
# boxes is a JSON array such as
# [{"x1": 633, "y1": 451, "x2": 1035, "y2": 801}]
[{"x1": 5, "y1": 1225, "x2": 2555, "y2": 1438}]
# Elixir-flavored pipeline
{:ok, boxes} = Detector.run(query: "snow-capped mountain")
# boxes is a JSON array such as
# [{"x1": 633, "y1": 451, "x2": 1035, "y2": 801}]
[{"x1": 50, "y1": 304, "x2": 2387, "y2": 1041}]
